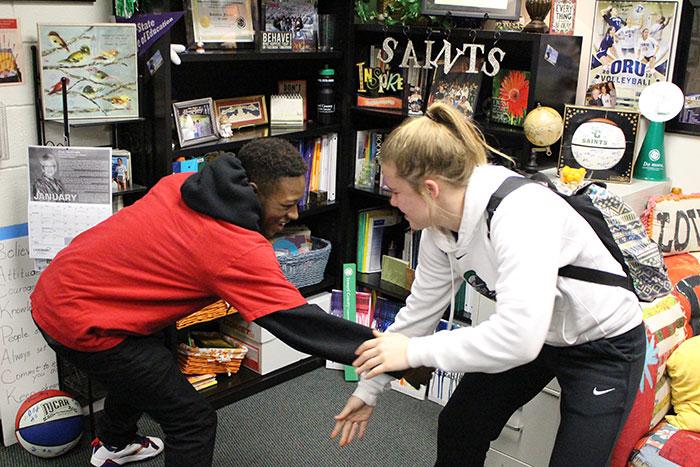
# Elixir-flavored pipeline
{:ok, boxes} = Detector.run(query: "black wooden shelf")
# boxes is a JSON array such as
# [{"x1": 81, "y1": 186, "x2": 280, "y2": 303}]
[
  {"x1": 179, "y1": 49, "x2": 343, "y2": 63},
  {"x1": 298, "y1": 201, "x2": 339, "y2": 219},
  {"x1": 357, "y1": 272, "x2": 410, "y2": 302},
  {"x1": 201, "y1": 357, "x2": 324, "y2": 409},
  {"x1": 113, "y1": 183, "x2": 147, "y2": 198},
  {"x1": 354, "y1": 23, "x2": 541, "y2": 42},
  {"x1": 299, "y1": 275, "x2": 336, "y2": 297},
  {"x1": 349, "y1": 185, "x2": 391, "y2": 201},
  {"x1": 174, "y1": 122, "x2": 342, "y2": 158},
  {"x1": 352, "y1": 106, "x2": 407, "y2": 118}
]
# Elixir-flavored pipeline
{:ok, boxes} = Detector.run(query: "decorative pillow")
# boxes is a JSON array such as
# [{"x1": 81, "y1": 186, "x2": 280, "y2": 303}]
[
  {"x1": 664, "y1": 252, "x2": 700, "y2": 337},
  {"x1": 640, "y1": 294, "x2": 688, "y2": 427},
  {"x1": 642, "y1": 193, "x2": 700, "y2": 256},
  {"x1": 630, "y1": 422, "x2": 700, "y2": 467},
  {"x1": 665, "y1": 336, "x2": 700, "y2": 432},
  {"x1": 610, "y1": 326, "x2": 658, "y2": 467}
]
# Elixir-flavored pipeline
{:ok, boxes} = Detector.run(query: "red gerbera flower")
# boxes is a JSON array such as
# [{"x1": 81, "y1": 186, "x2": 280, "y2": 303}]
[{"x1": 498, "y1": 70, "x2": 530, "y2": 119}]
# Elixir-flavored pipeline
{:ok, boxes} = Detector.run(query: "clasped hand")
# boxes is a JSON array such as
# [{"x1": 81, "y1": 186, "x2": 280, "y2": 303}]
[{"x1": 353, "y1": 329, "x2": 411, "y2": 379}]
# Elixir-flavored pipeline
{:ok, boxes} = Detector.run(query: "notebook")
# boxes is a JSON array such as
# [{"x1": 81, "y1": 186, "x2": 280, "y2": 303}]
[{"x1": 270, "y1": 94, "x2": 304, "y2": 127}]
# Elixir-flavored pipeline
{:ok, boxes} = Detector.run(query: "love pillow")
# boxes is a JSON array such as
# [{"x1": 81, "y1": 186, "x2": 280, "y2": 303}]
[{"x1": 643, "y1": 193, "x2": 700, "y2": 256}]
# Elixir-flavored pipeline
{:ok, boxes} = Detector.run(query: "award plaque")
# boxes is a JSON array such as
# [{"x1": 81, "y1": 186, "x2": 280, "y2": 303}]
[{"x1": 186, "y1": 0, "x2": 257, "y2": 46}]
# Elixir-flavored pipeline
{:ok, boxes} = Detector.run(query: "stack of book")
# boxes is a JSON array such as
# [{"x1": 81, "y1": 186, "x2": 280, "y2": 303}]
[
  {"x1": 356, "y1": 208, "x2": 402, "y2": 273},
  {"x1": 186, "y1": 374, "x2": 218, "y2": 392}
]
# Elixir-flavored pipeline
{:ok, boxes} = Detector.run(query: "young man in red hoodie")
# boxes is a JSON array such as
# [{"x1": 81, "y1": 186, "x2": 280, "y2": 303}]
[{"x1": 32, "y1": 138, "x2": 420, "y2": 467}]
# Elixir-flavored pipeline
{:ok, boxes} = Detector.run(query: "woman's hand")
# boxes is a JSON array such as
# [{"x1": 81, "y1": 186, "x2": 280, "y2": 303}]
[
  {"x1": 353, "y1": 330, "x2": 411, "y2": 379},
  {"x1": 331, "y1": 396, "x2": 374, "y2": 447}
]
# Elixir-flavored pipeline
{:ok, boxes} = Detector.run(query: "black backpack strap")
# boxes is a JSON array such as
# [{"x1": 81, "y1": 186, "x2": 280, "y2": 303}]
[
  {"x1": 486, "y1": 177, "x2": 537, "y2": 236},
  {"x1": 486, "y1": 174, "x2": 633, "y2": 293},
  {"x1": 559, "y1": 265, "x2": 630, "y2": 290}
]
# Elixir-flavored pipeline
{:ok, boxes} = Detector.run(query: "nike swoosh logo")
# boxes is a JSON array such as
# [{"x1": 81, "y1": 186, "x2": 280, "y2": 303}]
[{"x1": 593, "y1": 387, "x2": 616, "y2": 396}]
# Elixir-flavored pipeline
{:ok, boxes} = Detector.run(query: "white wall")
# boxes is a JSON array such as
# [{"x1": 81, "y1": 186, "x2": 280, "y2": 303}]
[{"x1": 0, "y1": 0, "x2": 112, "y2": 230}]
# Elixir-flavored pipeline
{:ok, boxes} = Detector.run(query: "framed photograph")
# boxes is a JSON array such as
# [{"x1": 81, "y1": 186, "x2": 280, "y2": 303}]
[
  {"x1": 421, "y1": 0, "x2": 521, "y2": 20},
  {"x1": 428, "y1": 60, "x2": 482, "y2": 119},
  {"x1": 37, "y1": 23, "x2": 139, "y2": 120},
  {"x1": 0, "y1": 18, "x2": 23, "y2": 86},
  {"x1": 214, "y1": 95, "x2": 267, "y2": 136},
  {"x1": 263, "y1": 0, "x2": 317, "y2": 51},
  {"x1": 185, "y1": 0, "x2": 257, "y2": 46},
  {"x1": 587, "y1": 1, "x2": 679, "y2": 110},
  {"x1": 667, "y1": 0, "x2": 700, "y2": 135},
  {"x1": 558, "y1": 105, "x2": 640, "y2": 183},
  {"x1": 111, "y1": 150, "x2": 132, "y2": 192},
  {"x1": 173, "y1": 98, "x2": 218, "y2": 148}
]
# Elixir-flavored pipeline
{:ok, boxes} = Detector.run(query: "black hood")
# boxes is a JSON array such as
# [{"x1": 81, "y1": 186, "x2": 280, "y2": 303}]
[{"x1": 180, "y1": 153, "x2": 261, "y2": 231}]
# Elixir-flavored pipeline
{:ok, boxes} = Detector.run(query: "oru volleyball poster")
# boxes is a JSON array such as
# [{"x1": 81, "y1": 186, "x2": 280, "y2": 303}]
[{"x1": 587, "y1": 1, "x2": 678, "y2": 109}]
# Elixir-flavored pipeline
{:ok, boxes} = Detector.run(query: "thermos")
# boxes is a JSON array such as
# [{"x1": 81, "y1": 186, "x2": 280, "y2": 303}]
[{"x1": 317, "y1": 65, "x2": 335, "y2": 124}]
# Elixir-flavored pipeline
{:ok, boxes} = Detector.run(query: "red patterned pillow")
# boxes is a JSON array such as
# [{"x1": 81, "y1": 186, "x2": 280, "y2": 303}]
[
  {"x1": 664, "y1": 252, "x2": 700, "y2": 337},
  {"x1": 610, "y1": 326, "x2": 658, "y2": 467}
]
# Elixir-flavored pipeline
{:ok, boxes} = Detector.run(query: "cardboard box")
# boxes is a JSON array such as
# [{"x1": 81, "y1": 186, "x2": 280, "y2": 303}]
[
  {"x1": 224, "y1": 331, "x2": 309, "y2": 375},
  {"x1": 220, "y1": 314, "x2": 273, "y2": 343}
]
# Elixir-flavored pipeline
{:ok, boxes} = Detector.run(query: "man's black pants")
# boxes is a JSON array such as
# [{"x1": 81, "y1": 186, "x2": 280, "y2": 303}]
[
  {"x1": 435, "y1": 323, "x2": 646, "y2": 467},
  {"x1": 41, "y1": 330, "x2": 216, "y2": 467}
]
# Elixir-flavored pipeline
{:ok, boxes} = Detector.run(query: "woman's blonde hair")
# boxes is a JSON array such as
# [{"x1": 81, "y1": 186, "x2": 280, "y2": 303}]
[{"x1": 380, "y1": 102, "x2": 507, "y2": 194}]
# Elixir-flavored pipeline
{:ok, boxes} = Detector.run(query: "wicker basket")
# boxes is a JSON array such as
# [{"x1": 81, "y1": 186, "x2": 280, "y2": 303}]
[
  {"x1": 178, "y1": 333, "x2": 248, "y2": 375},
  {"x1": 278, "y1": 237, "x2": 331, "y2": 288},
  {"x1": 176, "y1": 300, "x2": 237, "y2": 330}
]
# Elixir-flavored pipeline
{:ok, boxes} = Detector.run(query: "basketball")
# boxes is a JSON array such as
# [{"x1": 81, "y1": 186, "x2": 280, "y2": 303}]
[
  {"x1": 15, "y1": 390, "x2": 84, "y2": 458},
  {"x1": 571, "y1": 118, "x2": 626, "y2": 170}
]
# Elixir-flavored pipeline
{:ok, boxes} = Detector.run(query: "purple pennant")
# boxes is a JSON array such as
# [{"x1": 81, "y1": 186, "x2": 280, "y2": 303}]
[{"x1": 117, "y1": 12, "x2": 185, "y2": 56}]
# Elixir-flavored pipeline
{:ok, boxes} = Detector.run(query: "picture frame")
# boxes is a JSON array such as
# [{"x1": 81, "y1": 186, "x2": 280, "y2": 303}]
[
  {"x1": 586, "y1": 1, "x2": 679, "y2": 110},
  {"x1": 421, "y1": 0, "x2": 521, "y2": 20},
  {"x1": 0, "y1": 18, "x2": 23, "y2": 86},
  {"x1": 558, "y1": 105, "x2": 640, "y2": 183},
  {"x1": 173, "y1": 98, "x2": 218, "y2": 148},
  {"x1": 667, "y1": 0, "x2": 700, "y2": 135},
  {"x1": 214, "y1": 95, "x2": 268, "y2": 137},
  {"x1": 37, "y1": 23, "x2": 139, "y2": 120},
  {"x1": 111, "y1": 150, "x2": 132, "y2": 192},
  {"x1": 262, "y1": 0, "x2": 317, "y2": 51},
  {"x1": 427, "y1": 60, "x2": 482, "y2": 119},
  {"x1": 184, "y1": 0, "x2": 257, "y2": 47}
]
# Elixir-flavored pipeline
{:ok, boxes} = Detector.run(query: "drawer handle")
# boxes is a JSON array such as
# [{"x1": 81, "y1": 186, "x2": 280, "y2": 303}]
[{"x1": 505, "y1": 421, "x2": 523, "y2": 432}]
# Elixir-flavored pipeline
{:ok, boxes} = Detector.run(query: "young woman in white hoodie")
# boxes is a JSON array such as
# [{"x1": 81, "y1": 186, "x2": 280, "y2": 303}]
[{"x1": 331, "y1": 102, "x2": 646, "y2": 466}]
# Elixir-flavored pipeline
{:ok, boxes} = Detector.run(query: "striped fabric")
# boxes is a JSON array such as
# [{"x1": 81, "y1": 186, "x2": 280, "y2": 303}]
[{"x1": 641, "y1": 294, "x2": 688, "y2": 429}]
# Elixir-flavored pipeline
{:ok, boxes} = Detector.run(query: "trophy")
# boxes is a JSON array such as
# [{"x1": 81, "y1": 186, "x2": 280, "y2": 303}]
[{"x1": 633, "y1": 82, "x2": 684, "y2": 181}]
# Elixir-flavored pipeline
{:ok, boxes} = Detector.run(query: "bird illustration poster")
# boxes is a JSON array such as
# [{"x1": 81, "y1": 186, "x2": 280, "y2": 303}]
[
  {"x1": 0, "y1": 18, "x2": 23, "y2": 85},
  {"x1": 38, "y1": 23, "x2": 139, "y2": 120}
]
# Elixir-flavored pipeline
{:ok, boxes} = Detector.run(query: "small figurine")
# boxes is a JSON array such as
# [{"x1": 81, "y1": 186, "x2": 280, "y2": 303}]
[
  {"x1": 195, "y1": 42, "x2": 205, "y2": 54},
  {"x1": 560, "y1": 165, "x2": 587, "y2": 190}
]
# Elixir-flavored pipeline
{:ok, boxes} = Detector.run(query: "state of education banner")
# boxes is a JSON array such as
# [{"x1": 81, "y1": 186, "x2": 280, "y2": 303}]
[{"x1": 587, "y1": 1, "x2": 678, "y2": 109}]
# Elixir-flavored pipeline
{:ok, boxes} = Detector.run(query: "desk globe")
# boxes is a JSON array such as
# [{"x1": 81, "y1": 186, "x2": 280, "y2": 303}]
[{"x1": 523, "y1": 104, "x2": 564, "y2": 172}]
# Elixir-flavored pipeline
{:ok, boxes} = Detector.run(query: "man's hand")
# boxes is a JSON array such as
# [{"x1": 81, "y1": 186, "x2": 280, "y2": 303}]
[
  {"x1": 331, "y1": 396, "x2": 374, "y2": 447},
  {"x1": 353, "y1": 330, "x2": 411, "y2": 379}
]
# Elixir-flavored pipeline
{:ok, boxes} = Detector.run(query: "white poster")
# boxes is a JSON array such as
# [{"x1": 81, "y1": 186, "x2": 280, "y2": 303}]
[
  {"x1": 27, "y1": 145, "x2": 112, "y2": 260},
  {"x1": 0, "y1": 225, "x2": 59, "y2": 446},
  {"x1": 587, "y1": 1, "x2": 678, "y2": 109}
]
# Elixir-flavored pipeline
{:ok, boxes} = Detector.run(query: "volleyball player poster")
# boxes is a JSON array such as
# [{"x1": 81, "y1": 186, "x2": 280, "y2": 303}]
[{"x1": 587, "y1": 1, "x2": 678, "y2": 109}]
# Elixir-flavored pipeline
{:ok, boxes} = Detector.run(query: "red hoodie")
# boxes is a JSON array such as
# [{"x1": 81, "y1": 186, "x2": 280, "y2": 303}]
[{"x1": 31, "y1": 168, "x2": 305, "y2": 352}]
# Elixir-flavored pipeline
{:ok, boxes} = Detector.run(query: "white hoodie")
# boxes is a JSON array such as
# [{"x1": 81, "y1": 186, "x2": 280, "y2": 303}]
[{"x1": 353, "y1": 165, "x2": 642, "y2": 406}]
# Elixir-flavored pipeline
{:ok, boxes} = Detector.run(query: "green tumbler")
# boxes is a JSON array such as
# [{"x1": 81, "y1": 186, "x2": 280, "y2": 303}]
[{"x1": 633, "y1": 120, "x2": 667, "y2": 181}]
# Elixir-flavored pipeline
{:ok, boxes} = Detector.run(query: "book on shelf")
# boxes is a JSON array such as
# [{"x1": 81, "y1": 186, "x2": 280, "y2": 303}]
[
  {"x1": 342, "y1": 263, "x2": 359, "y2": 381},
  {"x1": 326, "y1": 288, "x2": 372, "y2": 370},
  {"x1": 356, "y1": 208, "x2": 402, "y2": 274},
  {"x1": 356, "y1": 44, "x2": 404, "y2": 110},
  {"x1": 380, "y1": 254, "x2": 410, "y2": 290},
  {"x1": 186, "y1": 373, "x2": 218, "y2": 391},
  {"x1": 278, "y1": 79, "x2": 307, "y2": 120},
  {"x1": 490, "y1": 68, "x2": 530, "y2": 127},
  {"x1": 354, "y1": 129, "x2": 389, "y2": 190},
  {"x1": 293, "y1": 133, "x2": 337, "y2": 207}
]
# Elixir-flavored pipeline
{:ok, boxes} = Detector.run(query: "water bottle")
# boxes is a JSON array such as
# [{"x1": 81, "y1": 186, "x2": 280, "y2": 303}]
[{"x1": 317, "y1": 65, "x2": 335, "y2": 124}]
